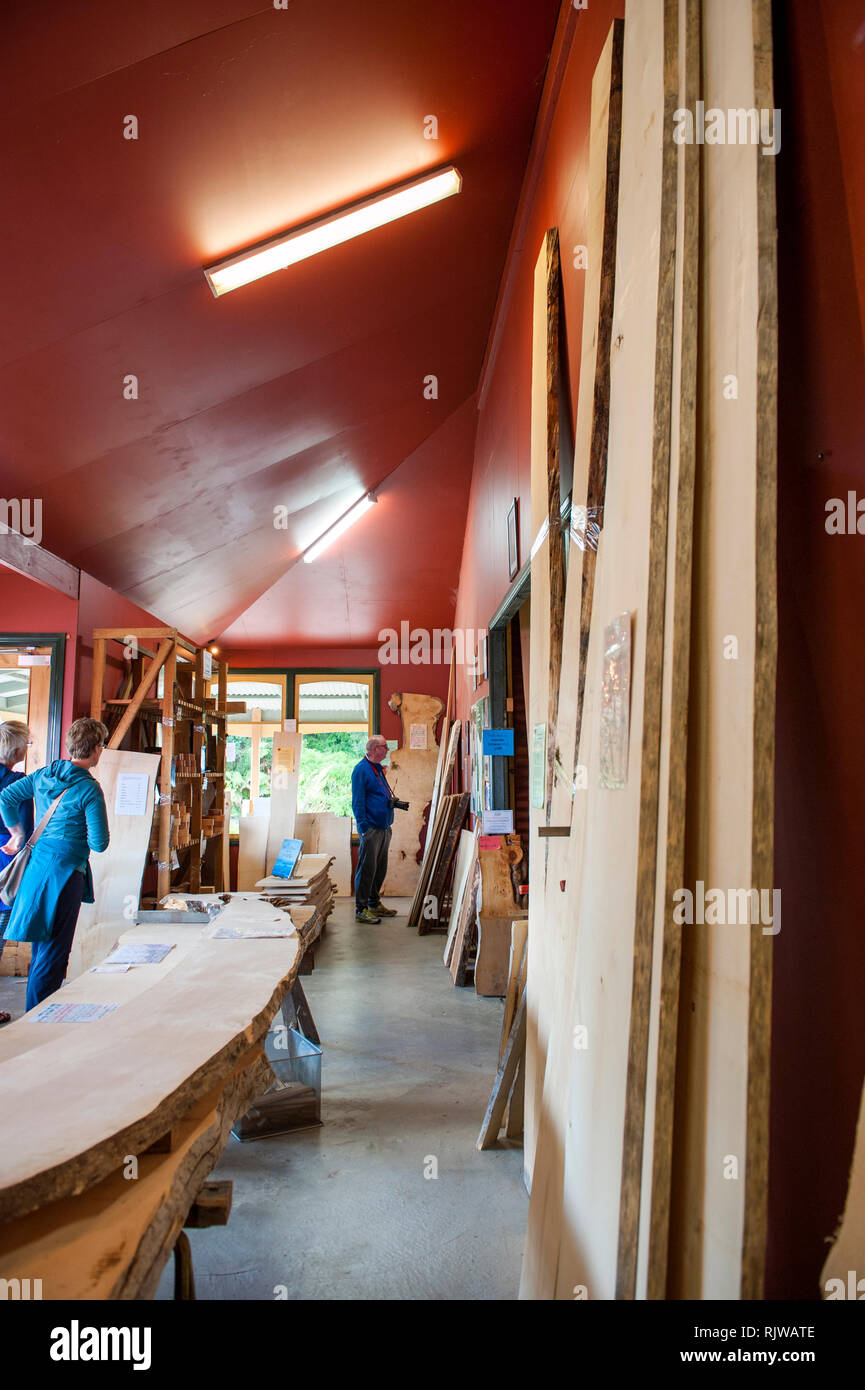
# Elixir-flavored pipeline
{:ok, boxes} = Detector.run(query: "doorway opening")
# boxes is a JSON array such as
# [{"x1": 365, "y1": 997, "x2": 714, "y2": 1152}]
[{"x1": 0, "y1": 634, "x2": 66, "y2": 772}]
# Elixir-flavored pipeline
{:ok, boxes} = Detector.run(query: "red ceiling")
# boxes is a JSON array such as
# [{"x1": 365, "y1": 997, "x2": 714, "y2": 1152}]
[{"x1": 0, "y1": 0, "x2": 560, "y2": 646}]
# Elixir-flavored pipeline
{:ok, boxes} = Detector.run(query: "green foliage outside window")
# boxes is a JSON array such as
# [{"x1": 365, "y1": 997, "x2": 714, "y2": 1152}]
[
  {"x1": 298, "y1": 732, "x2": 368, "y2": 816},
  {"x1": 224, "y1": 735, "x2": 273, "y2": 830},
  {"x1": 224, "y1": 730, "x2": 368, "y2": 829}
]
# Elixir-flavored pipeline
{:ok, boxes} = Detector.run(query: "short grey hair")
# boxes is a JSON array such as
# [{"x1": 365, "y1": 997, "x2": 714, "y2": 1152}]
[
  {"x1": 366, "y1": 735, "x2": 387, "y2": 754},
  {"x1": 66, "y1": 717, "x2": 109, "y2": 759},
  {"x1": 0, "y1": 720, "x2": 30, "y2": 767}
]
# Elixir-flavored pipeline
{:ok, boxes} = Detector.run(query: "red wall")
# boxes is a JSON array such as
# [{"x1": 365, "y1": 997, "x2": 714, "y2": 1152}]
[
  {"x1": 0, "y1": 565, "x2": 176, "y2": 739},
  {"x1": 218, "y1": 644, "x2": 451, "y2": 744},
  {"x1": 452, "y1": 0, "x2": 625, "y2": 723},
  {"x1": 766, "y1": 0, "x2": 865, "y2": 1299}
]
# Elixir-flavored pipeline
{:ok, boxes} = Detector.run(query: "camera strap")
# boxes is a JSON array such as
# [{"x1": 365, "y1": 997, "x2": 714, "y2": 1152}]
[{"x1": 367, "y1": 758, "x2": 394, "y2": 798}]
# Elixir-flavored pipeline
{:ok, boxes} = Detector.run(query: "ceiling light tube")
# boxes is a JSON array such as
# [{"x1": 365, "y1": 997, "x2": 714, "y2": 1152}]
[
  {"x1": 205, "y1": 166, "x2": 462, "y2": 297},
  {"x1": 303, "y1": 492, "x2": 377, "y2": 564}
]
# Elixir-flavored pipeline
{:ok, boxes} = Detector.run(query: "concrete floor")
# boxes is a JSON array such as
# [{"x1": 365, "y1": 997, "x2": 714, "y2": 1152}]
[
  {"x1": 154, "y1": 897, "x2": 528, "y2": 1300},
  {"x1": 0, "y1": 970, "x2": 27, "y2": 1022}
]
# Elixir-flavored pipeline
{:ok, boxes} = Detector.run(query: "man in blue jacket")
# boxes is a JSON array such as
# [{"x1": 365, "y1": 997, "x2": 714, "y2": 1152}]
[{"x1": 351, "y1": 735, "x2": 398, "y2": 924}]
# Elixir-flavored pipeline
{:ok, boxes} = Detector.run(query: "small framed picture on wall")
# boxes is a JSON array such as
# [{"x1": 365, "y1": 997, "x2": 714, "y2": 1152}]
[{"x1": 507, "y1": 498, "x2": 520, "y2": 580}]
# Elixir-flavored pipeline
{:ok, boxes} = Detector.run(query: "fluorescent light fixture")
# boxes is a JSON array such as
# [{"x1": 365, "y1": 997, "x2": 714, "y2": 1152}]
[
  {"x1": 303, "y1": 492, "x2": 377, "y2": 564},
  {"x1": 205, "y1": 166, "x2": 462, "y2": 297}
]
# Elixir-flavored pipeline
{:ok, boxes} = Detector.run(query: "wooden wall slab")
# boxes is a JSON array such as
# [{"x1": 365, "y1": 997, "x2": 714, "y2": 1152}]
[
  {"x1": 68, "y1": 749, "x2": 161, "y2": 979},
  {"x1": 382, "y1": 692, "x2": 444, "y2": 896}
]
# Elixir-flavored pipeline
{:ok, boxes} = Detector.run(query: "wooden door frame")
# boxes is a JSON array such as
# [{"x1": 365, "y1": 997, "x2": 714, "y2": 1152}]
[{"x1": 0, "y1": 632, "x2": 66, "y2": 762}]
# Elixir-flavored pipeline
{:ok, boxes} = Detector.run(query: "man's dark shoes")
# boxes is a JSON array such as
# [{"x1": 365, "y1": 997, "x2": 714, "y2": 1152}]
[
  {"x1": 371, "y1": 902, "x2": 397, "y2": 917},
  {"x1": 356, "y1": 907, "x2": 381, "y2": 924}
]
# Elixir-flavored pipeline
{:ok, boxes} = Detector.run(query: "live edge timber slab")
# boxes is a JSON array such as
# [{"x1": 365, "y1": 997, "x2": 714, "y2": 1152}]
[
  {"x1": 0, "y1": 902, "x2": 303, "y2": 1227},
  {"x1": 0, "y1": 1048, "x2": 271, "y2": 1300}
]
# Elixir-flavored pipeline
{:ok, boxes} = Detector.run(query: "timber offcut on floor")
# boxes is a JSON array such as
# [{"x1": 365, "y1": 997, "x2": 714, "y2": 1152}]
[{"x1": 154, "y1": 899, "x2": 528, "y2": 1302}]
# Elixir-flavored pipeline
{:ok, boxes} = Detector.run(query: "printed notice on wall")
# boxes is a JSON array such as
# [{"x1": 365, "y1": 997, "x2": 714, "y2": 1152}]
[
  {"x1": 482, "y1": 809, "x2": 514, "y2": 835},
  {"x1": 114, "y1": 772, "x2": 150, "y2": 816},
  {"x1": 275, "y1": 745, "x2": 295, "y2": 773},
  {"x1": 409, "y1": 723, "x2": 428, "y2": 750},
  {"x1": 599, "y1": 613, "x2": 632, "y2": 790}
]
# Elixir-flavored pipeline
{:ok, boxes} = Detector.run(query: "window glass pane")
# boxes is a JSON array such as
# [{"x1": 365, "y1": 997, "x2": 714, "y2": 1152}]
[
  {"x1": 224, "y1": 733, "x2": 274, "y2": 832},
  {"x1": 298, "y1": 732, "x2": 367, "y2": 816},
  {"x1": 210, "y1": 677, "x2": 285, "y2": 725},
  {"x1": 296, "y1": 678, "x2": 369, "y2": 729}
]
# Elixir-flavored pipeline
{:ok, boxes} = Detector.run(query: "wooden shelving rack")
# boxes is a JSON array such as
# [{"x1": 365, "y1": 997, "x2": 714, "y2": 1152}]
[{"x1": 90, "y1": 627, "x2": 234, "y2": 904}]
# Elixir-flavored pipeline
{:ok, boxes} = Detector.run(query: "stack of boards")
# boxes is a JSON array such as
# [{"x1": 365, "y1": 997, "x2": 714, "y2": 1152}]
[
  {"x1": 521, "y1": 0, "x2": 777, "y2": 1301},
  {"x1": 407, "y1": 792, "x2": 469, "y2": 933},
  {"x1": 255, "y1": 853, "x2": 337, "y2": 924},
  {"x1": 442, "y1": 826, "x2": 480, "y2": 985}
]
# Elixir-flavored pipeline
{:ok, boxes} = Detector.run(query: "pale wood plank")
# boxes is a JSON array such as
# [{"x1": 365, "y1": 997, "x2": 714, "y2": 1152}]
[
  {"x1": 522, "y1": 18, "x2": 625, "y2": 1289},
  {"x1": 68, "y1": 749, "x2": 162, "y2": 980},
  {"x1": 477, "y1": 992, "x2": 527, "y2": 1151},
  {"x1": 0, "y1": 531, "x2": 78, "y2": 598},
  {"x1": 666, "y1": 0, "x2": 777, "y2": 1301}
]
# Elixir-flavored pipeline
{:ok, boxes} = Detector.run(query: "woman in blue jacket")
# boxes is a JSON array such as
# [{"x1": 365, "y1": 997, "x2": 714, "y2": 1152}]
[
  {"x1": 0, "y1": 716, "x2": 110, "y2": 1012},
  {"x1": 0, "y1": 720, "x2": 35, "y2": 1023}
]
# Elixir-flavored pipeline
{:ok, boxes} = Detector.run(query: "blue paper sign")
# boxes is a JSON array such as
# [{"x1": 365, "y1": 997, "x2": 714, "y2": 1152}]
[
  {"x1": 483, "y1": 728, "x2": 515, "y2": 757},
  {"x1": 271, "y1": 837, "x2": 303, "y2": 879}
]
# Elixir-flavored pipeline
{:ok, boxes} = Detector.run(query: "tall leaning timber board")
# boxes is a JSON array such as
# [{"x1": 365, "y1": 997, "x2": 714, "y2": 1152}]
[
  {"x1": 521, "y1": 0, "x2": 777, "y2": 1300},
  {"x1": 67, "y1": 749, "x2": 162, "y2": 979},
  {"x1": 524, "y1": 228, "x2": 566, "y2": 1181},
  {"x1": 523, "y1": 0, "x2": 678, "y2": 1299},
  {"x1": 666, "y1": 0, "x2": 777, "y2": 1301},
  {"x1": 522, "y1": 12, "x2": 625, "y2": 1285}
]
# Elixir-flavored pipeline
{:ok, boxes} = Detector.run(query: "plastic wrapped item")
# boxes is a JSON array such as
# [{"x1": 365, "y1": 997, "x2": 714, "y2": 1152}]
[
  {"x1": 599, "y1": 612, "x2": 631, "y2": 790},
  {"x1": 570, "y1": 503, "x2": 603, "y2": 552}
]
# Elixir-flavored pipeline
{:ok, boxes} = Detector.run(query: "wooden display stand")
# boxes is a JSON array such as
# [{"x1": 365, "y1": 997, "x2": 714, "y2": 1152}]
[{"x1": 90, "y1": 628, "x2": 234, "y2": 905}]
